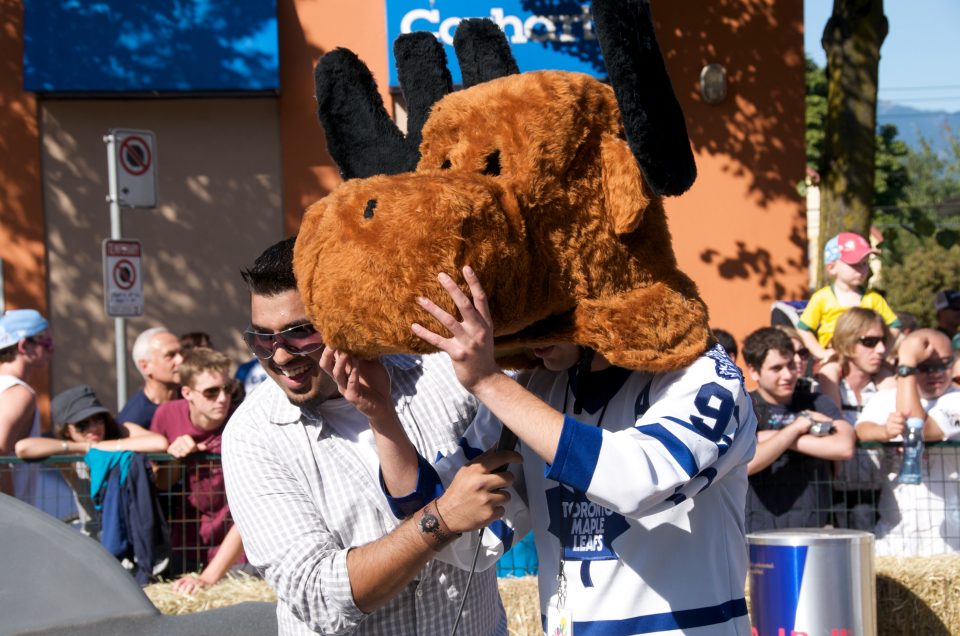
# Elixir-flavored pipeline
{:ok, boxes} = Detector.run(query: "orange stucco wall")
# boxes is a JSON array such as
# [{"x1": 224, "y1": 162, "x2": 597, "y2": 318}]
[
  {"x1": 278, "y1": 0, "x2": 809, "y2": 364},
  {"x1": 0, "y1": 0, "x2": 51, "y2": 425},
  {"x1": 1, "y1": 0, "x2": 806, "y2": 417},
  {"x1": 279, "y1": 0, "x2": 391, "y2": 238}
]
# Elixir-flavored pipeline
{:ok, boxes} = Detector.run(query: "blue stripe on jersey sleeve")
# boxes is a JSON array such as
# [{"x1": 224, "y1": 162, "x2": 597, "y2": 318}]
[
  {"x1": 634, "y1": 423, "x2": 698, "y2": 477},
  {"x1": 382, "y1": 453, "x2": 444, "y2": 519},
  {"x1": 544, "y1": 415, "x2": 603, "y2": 492},
  {"x1": 487, "y1": 519, "x2": 515, "y2": 552}
]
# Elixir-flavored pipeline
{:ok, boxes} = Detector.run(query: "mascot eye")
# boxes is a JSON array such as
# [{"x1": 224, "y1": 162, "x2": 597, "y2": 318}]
[
  {"x1": 482, "y1": 150, "x2": 501, "y2": 177},
  {"x1": 363, "y1": 199, "x2": 377, "y2": 219},
  {"x1": 440, "y1": 158, "x2": 452, "y2": 170}
]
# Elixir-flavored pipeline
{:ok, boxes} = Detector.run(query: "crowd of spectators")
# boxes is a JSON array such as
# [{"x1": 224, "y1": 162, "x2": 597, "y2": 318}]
[
  {"x1": 1, "y1": 228, "x2": 959, "y2": 592},
  {"x1": 0, "y1": 317, "x2": 259, "y2": 591},
  {"x1": 719, "y1": 232, "x2": 960, "y2": 556}
]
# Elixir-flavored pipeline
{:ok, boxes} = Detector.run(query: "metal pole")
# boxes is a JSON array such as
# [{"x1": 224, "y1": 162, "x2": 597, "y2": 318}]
[{"x1": 105, "y1": 132, "x2": 127, "y2": 411}]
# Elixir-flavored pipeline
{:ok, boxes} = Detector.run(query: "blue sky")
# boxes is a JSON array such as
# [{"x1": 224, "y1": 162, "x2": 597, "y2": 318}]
[{"x1": 805, "y1": 0, "x2": 960, "y2": 113}]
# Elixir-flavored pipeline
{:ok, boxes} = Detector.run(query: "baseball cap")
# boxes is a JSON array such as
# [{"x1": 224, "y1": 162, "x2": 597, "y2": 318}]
[
  {"x1": 823, "y1": 232, "x2": 879, "y2": 265},
  {"x1": 0, "y1": 309, "x2": 49, "y2": 349},
  {"x1": 935, "y1": 289, "x2": 960, "y2": 312},
  {"x1": 52, "y1": 385, "x2": 111, "y2": 433}
]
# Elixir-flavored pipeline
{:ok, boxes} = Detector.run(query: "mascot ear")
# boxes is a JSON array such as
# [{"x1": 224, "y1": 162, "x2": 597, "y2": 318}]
[
  {"x1": 601, "y1": 134, "x2": 649, "y2": 235},
  {"x1": 453, "y1": 18, "x2": 519, "y2": 88},
  {"x1": 593, "y1": 0, "x2": 696, "y2": 196}
]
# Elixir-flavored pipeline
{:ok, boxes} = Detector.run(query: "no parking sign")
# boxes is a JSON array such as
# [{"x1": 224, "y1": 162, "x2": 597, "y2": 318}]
[
  {"x1": 102, "y1": 239, "x2": 144, "y2": 317},
  {"x1": 106, "y1": 129, "x2": 157, "y2": 208}
]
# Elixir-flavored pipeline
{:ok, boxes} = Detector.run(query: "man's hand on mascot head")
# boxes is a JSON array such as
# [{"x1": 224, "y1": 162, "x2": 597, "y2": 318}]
[
  {"x1": 319, "y1": 347, "x2": 394, "y2": 422},
  {"x1": 412, "y1": 266, "x2": 502, "y2": 394}
]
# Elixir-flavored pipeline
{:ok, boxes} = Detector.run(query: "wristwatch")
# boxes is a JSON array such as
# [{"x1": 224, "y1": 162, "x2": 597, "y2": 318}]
[
  {"x1": 417, "y1": 502, "x2": 458, "y2": 549},
  {"x1": 897, "y1": 365, "x2": 917, "y2": 377}
]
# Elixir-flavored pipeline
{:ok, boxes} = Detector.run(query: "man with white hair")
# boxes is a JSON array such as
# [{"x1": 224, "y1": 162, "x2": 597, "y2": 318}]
[{"x1": 118, "y1": 327, "x2": 183, "y2": 428}]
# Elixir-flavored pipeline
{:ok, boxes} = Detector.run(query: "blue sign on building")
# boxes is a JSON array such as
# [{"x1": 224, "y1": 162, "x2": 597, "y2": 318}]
[
  {"x1": 385, "y1": 0, "x2": 605, "y2": 87},
  {"x1": 23, "y1": 1, "x2": 278, "y2": 93}
]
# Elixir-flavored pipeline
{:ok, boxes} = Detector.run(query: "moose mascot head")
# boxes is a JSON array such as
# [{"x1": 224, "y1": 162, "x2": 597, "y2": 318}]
[{"x1": 293, "y1": 0, "x2": 711, "y2": 372}]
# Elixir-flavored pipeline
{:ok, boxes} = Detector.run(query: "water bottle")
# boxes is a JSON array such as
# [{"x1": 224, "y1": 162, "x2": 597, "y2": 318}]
[{"x1": 897, "y1": 417, "x2": 924, "y2": 485}]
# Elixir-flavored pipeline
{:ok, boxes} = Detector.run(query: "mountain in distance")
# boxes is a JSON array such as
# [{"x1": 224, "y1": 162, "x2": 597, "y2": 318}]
[{"x1": 877, "y1": 101, "x2": 960, "y2": 155}]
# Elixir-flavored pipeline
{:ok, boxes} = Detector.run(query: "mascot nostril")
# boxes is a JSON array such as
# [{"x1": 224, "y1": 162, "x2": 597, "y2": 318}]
[{"x1": 295, "y1": 1, "x2": 709, "y2": 373}]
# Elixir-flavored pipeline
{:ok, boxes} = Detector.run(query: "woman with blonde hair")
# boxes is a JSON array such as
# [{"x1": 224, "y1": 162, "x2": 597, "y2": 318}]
[
  {"x1": 817, "y1": 307, "x2": 896, "y2": 529},
  {"x1": 819, "y1": 308, "x2": 896, "y2": 415}
]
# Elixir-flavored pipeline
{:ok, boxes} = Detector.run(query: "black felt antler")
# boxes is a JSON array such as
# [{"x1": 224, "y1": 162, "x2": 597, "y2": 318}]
[
  {"x1": 314, "y1": 49, "x2": 413, "y2": 179},
  {"x1": 315, "y1": 34, "x2": 452, "y2": 179},
  {"x1": 453, "y1": 18, "x2": 519, "y2": 88},
  {"x1": 592, "y1": 0, "x2": 697, "y2": 196},
  {"x1": 395, "y1": 32, "x2": 453, "y2": 155}
]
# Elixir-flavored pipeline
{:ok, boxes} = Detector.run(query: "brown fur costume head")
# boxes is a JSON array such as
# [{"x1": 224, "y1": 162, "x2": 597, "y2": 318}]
[{"x1": 294, "y1": 0, "x2": 710, "y2": 372}]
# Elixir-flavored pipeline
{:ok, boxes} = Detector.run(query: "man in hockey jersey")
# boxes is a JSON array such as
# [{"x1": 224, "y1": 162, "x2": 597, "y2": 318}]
[{"x1": 322, "y1": 267, "x2": 756, "y2": 635}]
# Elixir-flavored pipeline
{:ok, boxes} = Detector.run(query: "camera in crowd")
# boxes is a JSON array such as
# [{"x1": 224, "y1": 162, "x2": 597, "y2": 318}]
[{"x1": 800, "y1": 411, "x2": 835, "y2": 437}]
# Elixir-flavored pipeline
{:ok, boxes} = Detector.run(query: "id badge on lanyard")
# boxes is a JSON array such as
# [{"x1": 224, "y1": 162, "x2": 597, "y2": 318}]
[
  {"x1": 546, "y1": 606, "x2": 573, "y2": 636},
  {"x1": 547, "y1": 559, "x2": 573, "y2": 635}
]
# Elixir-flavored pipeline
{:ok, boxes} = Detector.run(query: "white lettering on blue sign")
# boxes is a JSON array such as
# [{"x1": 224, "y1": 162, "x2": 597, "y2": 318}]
[{"x1": 399, "y1": 5, "x2": 595, "y2": 47}]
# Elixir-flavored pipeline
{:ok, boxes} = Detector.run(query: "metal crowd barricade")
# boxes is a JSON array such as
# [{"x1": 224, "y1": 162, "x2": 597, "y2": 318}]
[
  {"x1": 0, "y1": 452, "x2": 232, "y2": 576},
  {"x1": 9, "y1": 441, "x2": 957, "y2": 576},
  {"x1": 746, "y1": 440, "x2": 960, "y2": 555}
]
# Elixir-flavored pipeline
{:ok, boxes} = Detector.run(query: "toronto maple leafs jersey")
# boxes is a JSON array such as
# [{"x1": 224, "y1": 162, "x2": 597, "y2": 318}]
[{"x1": 387, "y1": 344, "x2": 757, "y2": 635}]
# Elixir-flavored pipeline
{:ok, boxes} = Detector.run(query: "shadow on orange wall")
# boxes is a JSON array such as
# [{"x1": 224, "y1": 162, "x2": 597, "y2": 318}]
[
  {"x1": 0, "y1": 0, "x2": 51, "y2": 427},
  {"x1": 655, "y1": 0, "x2": 810, "y2": 309}
]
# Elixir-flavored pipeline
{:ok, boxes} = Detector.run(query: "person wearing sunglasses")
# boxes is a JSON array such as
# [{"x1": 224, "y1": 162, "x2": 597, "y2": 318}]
[
  {"x1": 775, "y1": 324, "x2": 817, "y2": 396},
  {"x1": 151, "y1": 347, "x2": 246, "y2": 584},
  {"x1": 221, "y1": 238, "x2": 510, "y2": 635},
  {"x1": 816, "y1": 308, "x2": 896, "y2": 530},
  {"x1": 856, "y1": 329, "x2": 960, "y2": 556},
  {"x1": 15, "y1": 385, "x2": 168, "y2": 538},
  {"x1": 0, "y1": 309, "x2": 72, "y2": 517}
]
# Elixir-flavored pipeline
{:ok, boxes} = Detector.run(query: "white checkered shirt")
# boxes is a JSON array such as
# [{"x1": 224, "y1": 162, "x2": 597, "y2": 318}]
[{"x1": 223, "y1": 354, "x2": 507, "y2": 635}]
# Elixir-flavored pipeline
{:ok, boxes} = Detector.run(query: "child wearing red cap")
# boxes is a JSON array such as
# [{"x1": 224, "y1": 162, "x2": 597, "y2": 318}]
[{"x1": 797, "y1": 232, "x2": 901, "y2": 364}]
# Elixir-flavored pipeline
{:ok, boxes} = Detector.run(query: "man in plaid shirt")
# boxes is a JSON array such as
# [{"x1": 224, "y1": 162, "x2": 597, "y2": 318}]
[{"x1": 222, "y1": 238, "x2": 514, "y2": 635}]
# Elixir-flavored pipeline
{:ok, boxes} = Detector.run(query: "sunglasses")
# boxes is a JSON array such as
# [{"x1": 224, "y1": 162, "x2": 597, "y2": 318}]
[
  {"x1": 72, "y1": 414, "x2": 105, "y2": 432},
  {"x1": 197, "y1": 383, "x2": 234, "y2": 400},
  {"x1": 27, "y1": 336, "x2": 54, "y2": 351},
  {"x1": 794, "y1": 347, "x2": 809, "y2": 359},
  {"x1": 242, "y1": 323, "x2": 324, "y2": 360},
  {"x1": 857, "y1": 336, "x2": 885, "y2": 348},
  {"x1": 917, "y1": 359, "x2": 954, "y2": 374}
]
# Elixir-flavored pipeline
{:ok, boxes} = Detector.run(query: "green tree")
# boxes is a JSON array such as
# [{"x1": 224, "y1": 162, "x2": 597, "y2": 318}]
[
  {"x1": 805, "y1": 56, "x2": 828, "y2": 174},
  {"x1": 875, "y1": 127, "x2": 960, "y2": 264},
  {"x1": 882, "y1": 242, "x2": 960, "y2": 327}
]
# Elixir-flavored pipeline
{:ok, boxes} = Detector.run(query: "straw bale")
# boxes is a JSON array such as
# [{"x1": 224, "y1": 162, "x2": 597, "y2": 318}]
[
  {"x1": 874, "y1": 555, "x2": 960, "y2": 635},
  {"x1": 497, "y1": 576, "x2": 541, "y2": 635},
  {"x1": 146, "y1": 573, "x2": 543, "y2": 633},
  {"x1": 145, "y1": 572, "x2": 276, "y2": 615},
  {"x1": 145, "y1": 557, "x2": 960, "y2": 635}
]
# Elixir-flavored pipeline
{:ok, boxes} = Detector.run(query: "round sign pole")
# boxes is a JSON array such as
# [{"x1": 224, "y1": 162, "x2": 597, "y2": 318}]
[{"x1": 105, "y1": 131, "x2": 127, "y2": 410}]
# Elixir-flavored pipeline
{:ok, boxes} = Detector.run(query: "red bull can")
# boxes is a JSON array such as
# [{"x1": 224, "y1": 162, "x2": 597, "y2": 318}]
[{"x1": 748, "y1": 529, "x2": 875, "y2": 636}]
